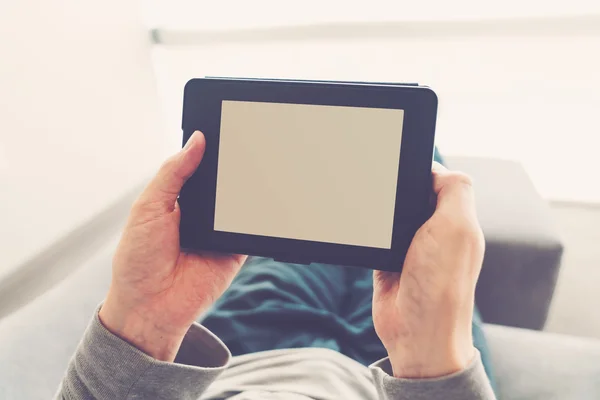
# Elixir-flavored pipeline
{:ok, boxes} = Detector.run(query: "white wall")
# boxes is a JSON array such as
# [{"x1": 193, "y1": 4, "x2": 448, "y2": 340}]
[
  {"x1": 144, "y1": 0, "x2": 600, "y2": 28},
  {"x1": 152, "y1": 18, "x2": 600, "y2": 203},
  {"x1": 2, "y1": 2, "x2": 598, "y2": 278},
  {"x1": 146, "y1": 0, "x2": 600, "y2": 203},
  {"x1": 0, "y1": 1, "x2": 172, "y2": 276}
]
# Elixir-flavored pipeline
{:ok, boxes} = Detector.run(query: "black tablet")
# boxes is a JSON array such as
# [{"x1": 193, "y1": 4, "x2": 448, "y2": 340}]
[{"x1": 179, "y1": 77, "x2": 437, "y2": 271}]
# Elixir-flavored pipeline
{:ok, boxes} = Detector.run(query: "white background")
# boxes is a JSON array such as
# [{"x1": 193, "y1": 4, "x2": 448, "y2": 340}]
[
  {"x1": 143, "y1": 0, "x2": 600, "y2": 28},
  {"x1": 149, "y1": 0, "x2": 600, "y2": 203},
  {"x1": 0, "y1": 1, "x2": 169, "y2": 276},
  {"x1": 2, "y1": 0, "x2": 600, "y2": 274}
]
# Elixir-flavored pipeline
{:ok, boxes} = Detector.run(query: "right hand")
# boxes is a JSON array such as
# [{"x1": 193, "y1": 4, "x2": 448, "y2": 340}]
[
  {"x1": 99, "y1": 131, "x2": 247, "y2": 362},
  {"x1": 373, "y1": 163, "x2": 484, "y2": 378}
]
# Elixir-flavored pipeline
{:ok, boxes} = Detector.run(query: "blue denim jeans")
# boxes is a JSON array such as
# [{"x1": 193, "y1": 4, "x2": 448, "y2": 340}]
[{"x1": 201, "y1": 257, "x2": 496, "y2": 391}]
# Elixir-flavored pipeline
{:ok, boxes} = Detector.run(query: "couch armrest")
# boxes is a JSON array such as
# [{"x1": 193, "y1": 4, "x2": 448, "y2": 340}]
[
  {"x1": 446, "y1": 157, "x2": 563, "y2": 330},
  {"x1": 484, "y1": 324, "x2": 600, "y2": 400}
]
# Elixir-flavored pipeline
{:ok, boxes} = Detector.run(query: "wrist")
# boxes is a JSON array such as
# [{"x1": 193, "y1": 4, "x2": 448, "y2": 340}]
[
  {"x1": 98, "y1": 297, "x2": 187, "y2": 362},
  {"x1": 386, "y1": 317, "x2": 475, "y2": 379},
  {"x1": 389, "y1": 341, "x2": 475, "y2": 379},
  {"x1": 387, "y1": 306, "x2": 475, "y2": 378},
  {"x1": 387, "y1": 289, "x2": 476, "y2": 378}
]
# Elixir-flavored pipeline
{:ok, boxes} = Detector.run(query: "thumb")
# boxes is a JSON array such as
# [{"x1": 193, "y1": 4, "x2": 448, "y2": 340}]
[
  {"x1": 431, "y1": 162, "x2": 477, "y2": 220},
  {"x1": 137, "y1": 131, "x2": 206, "y2": 212}
]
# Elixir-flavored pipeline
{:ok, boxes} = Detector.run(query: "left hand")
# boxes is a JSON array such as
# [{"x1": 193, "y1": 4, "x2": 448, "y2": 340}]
[
  {"x1": 99, "y1": 131, "x2": 246, "y2": 362},
  {"x1": 372, "y1": 163, "x2": 484, "y2": 378}
]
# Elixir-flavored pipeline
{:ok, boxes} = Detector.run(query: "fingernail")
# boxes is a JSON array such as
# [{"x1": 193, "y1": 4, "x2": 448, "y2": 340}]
[
  {"x1": 184, "y1": 131, "x2": 199, "y2": 150},
  {"x1": 432, "y1": 161, "x2": 446, "y2": 171}
]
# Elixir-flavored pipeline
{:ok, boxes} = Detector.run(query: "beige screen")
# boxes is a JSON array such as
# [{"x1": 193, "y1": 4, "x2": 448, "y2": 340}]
[{"x1": 214, "y1": 100, "x2": 404, "y2": 249}]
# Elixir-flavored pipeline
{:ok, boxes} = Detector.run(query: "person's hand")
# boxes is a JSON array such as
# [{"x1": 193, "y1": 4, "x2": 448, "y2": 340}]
[
  {"x1": 373, "y1": 163, "x2": 484, "y2": 378},
  {"x1": 99, "y1": 131, "x2": 246, "y2": 362}
]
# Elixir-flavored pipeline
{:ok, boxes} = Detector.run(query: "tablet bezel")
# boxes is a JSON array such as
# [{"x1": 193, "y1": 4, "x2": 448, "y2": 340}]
[{"x1": 179, "y1": 78, "x2": 437, "y2": 271}]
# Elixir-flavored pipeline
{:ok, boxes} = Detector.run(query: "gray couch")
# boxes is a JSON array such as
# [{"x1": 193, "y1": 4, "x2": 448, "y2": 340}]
[
  {"x1": 1, "y1": 157, "x2": 599, "y2": 399},
  {"x1": 446, "y1": 157, "x2": 564, "y2": 330}
]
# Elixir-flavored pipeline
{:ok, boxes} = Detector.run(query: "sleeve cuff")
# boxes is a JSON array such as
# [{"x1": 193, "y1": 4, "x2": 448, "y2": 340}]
[
  {"x1": 63, "y1": 305, "x2": 230, "y2": 399},
  {"x1": 369, "y1": 350, "x2": 496, "y2": 400}
]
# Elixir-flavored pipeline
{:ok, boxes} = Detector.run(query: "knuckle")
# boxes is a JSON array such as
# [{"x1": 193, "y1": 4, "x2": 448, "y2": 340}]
[
  {"x1": 457, "y1": 224, "x2": 485, "y2": 258},
  {"x1": 130, "y1": 197, "x2": 147, "y2": 214},
  {"x1": 466, "y1": 225, "x2": 485, "y2": 250},
  {"x1": 129, "y1": 199, "x2": 147, "y2": 221},
  {"x1": 159, "y1": 155, "x2": 186, "y2": 185},
  {"x1": 454, "y1": 221, "x2": 481, "y2": 242},
  {"x1": 440, "y1": 214, "x2": 483, "y2": 248},
  {"x1": 447, "y1": 171, "x2": 473, "y2": 188},
  {"x1": 159, "y1": 155, "x2": 179, "y2": 173}
]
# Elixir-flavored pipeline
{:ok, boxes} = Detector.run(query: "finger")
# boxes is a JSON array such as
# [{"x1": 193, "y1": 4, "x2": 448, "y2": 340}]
[
  {"x1": 137, "y1": 131, "x2": 206, "y2": 212},
  {"x1": 431, "y1": 166, "x2": 478, "y2": 221},
  {"x1": 432, "y1": 161, "x2": 446, "y2": 173}
]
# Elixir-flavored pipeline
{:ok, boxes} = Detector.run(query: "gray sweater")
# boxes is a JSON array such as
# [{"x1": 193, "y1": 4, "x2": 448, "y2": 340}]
[{"x1": 56, "y1": 311, "x2": 496, "y2": 399}]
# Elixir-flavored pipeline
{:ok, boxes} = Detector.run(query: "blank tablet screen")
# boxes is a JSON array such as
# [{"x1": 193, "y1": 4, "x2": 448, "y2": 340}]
[{"x1": 214, "y1": 100, "x2": 404, "y2": 249}]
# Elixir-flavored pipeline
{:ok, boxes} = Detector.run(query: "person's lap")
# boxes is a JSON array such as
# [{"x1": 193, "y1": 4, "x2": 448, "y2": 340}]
[
  {"x1": 200, "y1": 257, "x2": 496, "y2": 391},
  {"x1": 200, "y1": 257, "x2": 383, "y2": 364}
]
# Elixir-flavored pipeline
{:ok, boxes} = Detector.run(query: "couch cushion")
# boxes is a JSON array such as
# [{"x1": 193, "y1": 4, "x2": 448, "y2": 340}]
[
  {"x1": 0, "y1": 236, "x2": 116, "y2": 399},
  {"x1": 485, "y1": 323, "x2": 600, "y2": 399},
  {"x1": 446, "y1": 157, "x2": 563, "y2": 330}
]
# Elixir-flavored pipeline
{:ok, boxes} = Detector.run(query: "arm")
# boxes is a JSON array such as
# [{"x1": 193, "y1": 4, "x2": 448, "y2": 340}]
[
  {"x1": 56, "y1": 310, "x2": 229, "y2": 399},
  {"x1": 370, "y1": 351, "x2": 495, "y2": 400},
  {"x1": 56, "y1": 131, "x2": 247, "y2": 399},
  {"x1": 371, "y1": 163, "x2": 496, "y2": 399}
]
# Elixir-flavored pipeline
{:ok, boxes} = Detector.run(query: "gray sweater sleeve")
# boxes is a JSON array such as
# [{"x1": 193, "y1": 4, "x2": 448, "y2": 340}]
[
  {"x1": 57, "y1": 308, "x2": 496, "y2": 400},
  {"x1": 369, "y1": 351, "x2": 497, "y2": 400},
  {"x1": 55, "y1": 309, "x2": 230, "y2": 399}
]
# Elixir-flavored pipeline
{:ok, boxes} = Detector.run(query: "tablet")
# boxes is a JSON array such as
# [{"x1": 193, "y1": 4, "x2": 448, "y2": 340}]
[{"x1": 179, "y1": 78, "x2": 437, "y2": 271}]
